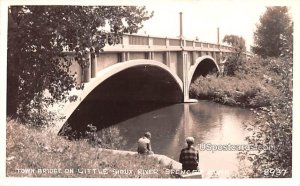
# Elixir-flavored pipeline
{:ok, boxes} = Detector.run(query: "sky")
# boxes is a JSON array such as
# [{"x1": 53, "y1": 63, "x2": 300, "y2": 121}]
[
  {"x1": 136, "y1": 1, "x2": 296, "y2": 50},
  {"x1": 1, "y1": 0, "x2": 297, "y2": 50}
]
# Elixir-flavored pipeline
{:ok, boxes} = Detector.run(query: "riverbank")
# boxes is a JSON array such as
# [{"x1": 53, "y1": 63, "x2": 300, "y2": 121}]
[
  {"x1": 190, "y1": 55, "x2": 292, "y2": 178},
  {"x1": 190, "y1": 75, "x2": 278, "y2": 108},
  {"x1": 6, "y1": 119, "x2": 180, "y2": 178},
  {"x1": 190, "y1": 57, "x2": 279, "y2": 109}
]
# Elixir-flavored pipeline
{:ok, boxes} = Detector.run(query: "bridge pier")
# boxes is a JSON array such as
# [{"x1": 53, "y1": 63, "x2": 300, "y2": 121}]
[
  {"x1": 177, "y1": 51, "x2": 190, "y2": 102},
  {"x1": 192, "y1": 52, "x2": 197, "y2": 66},
  {"x1": 165, "y1": 51, "x2": 171, "y2": 67},
  {"x1": 91, "y1": 52, "x2": 97, "y2": 78},
  {"x1": 82, "y1": 52, "x2": 91, "y2": 83},
  {"x1": 122, "y1": 52, "x2": 131, "y2": 61},
  {"x1": 213, "y1": 51, "x2": 217, "y2": 62},
  {"x1": 149, "y1": 52, "x2": 154, "y2": 60}
]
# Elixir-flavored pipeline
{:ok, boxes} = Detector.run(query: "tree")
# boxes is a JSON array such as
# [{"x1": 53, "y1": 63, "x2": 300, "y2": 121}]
[
  {"x1": 7, "y1": 6, "x2": 153, "y2": 124},
  {"x1": 222, "y1": 35, "x2": 246, "y2": 76},
  {"x1": 237, "y1": 12, "x2": 293, "y2": 177},
  {"x1": 239, "y1": 54, "x2": 292, "y2": 178},
  {"x1": 252, "y1": 6, "x2": 293, "y2": 57},
  {"x1": 223, "y1": 35, "x2": 246, "y2": 53}
]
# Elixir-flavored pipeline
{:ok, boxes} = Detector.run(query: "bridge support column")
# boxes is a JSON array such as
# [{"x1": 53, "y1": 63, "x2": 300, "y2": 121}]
[
  {"x1": 82, "y1": 52, "x2": 91, "y2": 83},
  {"x1": 192, "y1": 52, "x2": 197, "y2": 66},
  {"x1": 122, "y1": 52, "x2": 130, "y2": 61},
  {"x1": 121, "y1": 52, "x2": 125, "y2": 61},
  {"x1": 91, "y1": 52, "x2": 97, "y2": 78},
  {"x1": 149, "y1": 52, "x2": 154, "y2": 60},
  {"x1": 217, "y1": 52, "x2": 222, "y2": 64},
  {"x1": 200, "y1": 51, "x2": 205, "y2": 57},
  {"x1": 183, "y1": 52, "x2": 190, "y2": 102},
  {"x1": 213, "y1": 51, "x2": 217, "y2": 62},
  {"x1": 165, "y1": 51, "x2": 170, "y2": 67},
  {"x1": 126, "y1": 52, "x2": 130, "y2": 61},
  {"x1": 177, "y1": 51, "x2": 190, "y2": 102}
]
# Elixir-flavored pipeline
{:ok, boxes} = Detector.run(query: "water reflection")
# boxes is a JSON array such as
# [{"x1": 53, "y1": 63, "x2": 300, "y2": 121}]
[
  {"x1": 114, "y1": 100, "x2": 253, "y2": 177},
  {"x1": 187, "y1": 101, "x2": 252, "y2": 177},
  {"x1": 66, "y1": 100, "x2": 253, "y2": 177}
]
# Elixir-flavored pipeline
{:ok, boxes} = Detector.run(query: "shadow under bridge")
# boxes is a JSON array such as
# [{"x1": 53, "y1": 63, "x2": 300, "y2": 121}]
[{"x1": 63, "y1": 62, "x2": 183, "y2": 136}]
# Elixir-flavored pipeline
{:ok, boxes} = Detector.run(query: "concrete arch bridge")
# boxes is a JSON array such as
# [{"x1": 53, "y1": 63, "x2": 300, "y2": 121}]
[{"x1": 55, "y1": 34, "x2": 249, "y2": 133}]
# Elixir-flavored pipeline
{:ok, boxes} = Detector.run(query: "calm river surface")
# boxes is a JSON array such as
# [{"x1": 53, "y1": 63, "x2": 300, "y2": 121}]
[
  {"x1": 108, "y1": 101, "x2": 253, "y2": 177},
  {"x1": 68, "y1": 100, "x2": 253, "y2": 178}
]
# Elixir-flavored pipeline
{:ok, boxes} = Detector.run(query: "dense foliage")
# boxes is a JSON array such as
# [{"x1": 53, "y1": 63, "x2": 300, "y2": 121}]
[
  {"x1": 222, "y1": 35, "x2": 246, "y2": 76},
  {"x1": 241, "y1": 28, "x2": 292, "y2": 177},
  {"x1": 190, "y1": 54, "x2": 292, "y2": 177},
  {"x1": 190, "y1": 6, "x2": 293, "y2": 177},
  {"x1": 241, "y1": 58, "x2": 292, "y2": 178},
  {"x1": 223, "y1": 35, "x2": 246, "y2": 53},
  {"x1": 252, "y1": 6, "x2": 293, "y2": 57},
  {"x1": 190, "y1": 56, "x2": 279, "y2": 108},
  {"x1": 7, "y1": 6, "x2": 153, "y2": 124}
]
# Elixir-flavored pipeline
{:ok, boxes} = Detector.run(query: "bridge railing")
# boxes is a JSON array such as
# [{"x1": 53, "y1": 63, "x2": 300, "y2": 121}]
[
  {"x1": 62, "y1": 33, "x2": 236, "y2": 53},
  {"x1": 62, "y1": 33, "x2": 252, "y2": 85},
  {"x1": 101, "y1": 34, "x2": 235, "y2": 53},
  {"x1": 63, "y1": 33, "x2": 252, "y2": 60}
]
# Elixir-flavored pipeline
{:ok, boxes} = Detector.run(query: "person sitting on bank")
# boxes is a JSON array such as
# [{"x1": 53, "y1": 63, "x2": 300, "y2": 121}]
[
  {"x1": 137, "y1": 132, "x2": 153, "y2": 155},
  {"x1": 179, "y1": 137, "x2": 199, "y2": 171}
]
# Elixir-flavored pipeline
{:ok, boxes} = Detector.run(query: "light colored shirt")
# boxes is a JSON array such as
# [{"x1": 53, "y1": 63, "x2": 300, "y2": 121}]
[{"x1": 137, "y1": 137, "x2": 151, "y2": 154}]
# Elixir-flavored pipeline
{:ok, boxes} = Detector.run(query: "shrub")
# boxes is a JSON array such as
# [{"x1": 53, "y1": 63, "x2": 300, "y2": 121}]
[
  {"x1": 60, "y1": 123, "x2": 126, "y2": 150},
  {"x1": 239, "y1": 56, "x2": 292, "y2": 178}
]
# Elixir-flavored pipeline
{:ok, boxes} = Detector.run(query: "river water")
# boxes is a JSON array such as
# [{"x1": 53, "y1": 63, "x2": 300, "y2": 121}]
[{"x1": 67, "y1": 100, "x2": 253, "y2": 178}]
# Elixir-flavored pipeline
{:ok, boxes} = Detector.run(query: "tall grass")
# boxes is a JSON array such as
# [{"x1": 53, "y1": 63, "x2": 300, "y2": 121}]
[{"x1": 6, "y1": 119, "x2": 173, "y2": 178}]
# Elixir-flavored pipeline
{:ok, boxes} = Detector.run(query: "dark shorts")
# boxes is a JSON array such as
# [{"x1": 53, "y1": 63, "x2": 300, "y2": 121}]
[
  {"x1": 182, "y1": 164, "x2": 198, "y2": 171},
  {"x1": 137, "y1": 149, "x2": 153, "y2": 155}
]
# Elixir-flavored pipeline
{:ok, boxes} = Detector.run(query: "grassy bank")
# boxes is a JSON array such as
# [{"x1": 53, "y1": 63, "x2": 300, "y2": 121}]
[
  {"x1": 6, "y1": 119, "x2": 174, "y2": 178},
  {"x1": 190, "y1": 56, "x2": 280, "y2": 108},
  {"x1": 190, "y1": 75, "x2": 278, "y2": 108}
]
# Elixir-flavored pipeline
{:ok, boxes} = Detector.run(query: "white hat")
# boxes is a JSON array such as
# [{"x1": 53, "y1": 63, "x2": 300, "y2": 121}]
[{"x1": 186, "y1": 137, "x2": 195, "y2": 144}]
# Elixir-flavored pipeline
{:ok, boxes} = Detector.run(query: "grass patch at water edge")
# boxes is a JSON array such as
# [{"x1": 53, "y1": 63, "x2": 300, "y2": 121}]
[{"x1": 6, "y1": 119, "x2": 174, "y2": 178}]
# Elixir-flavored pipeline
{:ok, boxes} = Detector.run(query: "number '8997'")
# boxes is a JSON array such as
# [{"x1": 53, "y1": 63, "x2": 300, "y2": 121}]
[{"x1": 263, "y1": 168, "x2": 288, "y2": 177}]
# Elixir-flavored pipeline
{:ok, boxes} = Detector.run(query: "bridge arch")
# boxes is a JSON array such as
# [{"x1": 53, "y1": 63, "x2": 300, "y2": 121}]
[
  {"x1": 56, "y1": 59, "x2": 183, "y2": 133},
  {"x1": 187, "y1": 55, "x2": 220, "y2": 89}
]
